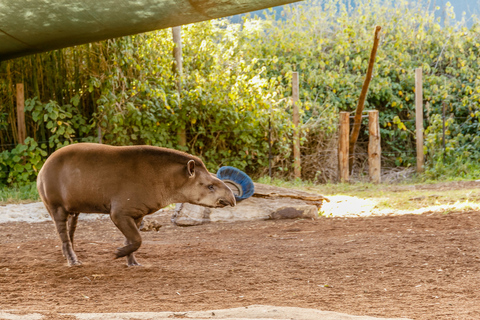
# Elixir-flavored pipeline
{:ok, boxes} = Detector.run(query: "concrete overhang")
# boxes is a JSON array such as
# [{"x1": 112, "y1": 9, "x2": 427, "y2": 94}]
[{"x1": 0, "y1": 0, "x2": 301, "y2": 61}]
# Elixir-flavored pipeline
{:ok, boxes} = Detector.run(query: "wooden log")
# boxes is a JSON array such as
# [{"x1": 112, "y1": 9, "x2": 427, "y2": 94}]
[
  {"x1": 349, "y1": 25, "x2": 382, "y2": 171},
  {"x1": 338, "y1": 111, "x2": 350, "y2": 182},
  {"x1": 172, "y1": 183, "x2": 330, "y2": 226},
  {"x1": 415, "y1": 67, "x2": 424, "y2": 173},
  {"x1": 16, "y1": 83, "x2": 26, "y2": 144},
  {"x1": 292, "y1": 72, "x2": 301, "y2": 179},
  {"x1": 368, "y1": 110, "x2": 381, "y2": 183},
  {"x1": 253, "y1": 182, "x2": 329, "y2": 203}
]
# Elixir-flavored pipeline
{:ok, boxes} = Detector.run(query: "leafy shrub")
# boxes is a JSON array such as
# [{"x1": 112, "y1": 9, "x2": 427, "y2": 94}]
[
  {"x1": 0, "y1": 138, "x2": 47, "y2": 185},
  {"x1": 0, "y1": 182, "x2": 39, "y2": 203}
]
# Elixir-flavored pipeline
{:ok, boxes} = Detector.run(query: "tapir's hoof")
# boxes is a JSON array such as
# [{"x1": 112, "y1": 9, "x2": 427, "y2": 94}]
[
  {"x1": 68, "y1": 260, "x2": 82, "y2": 267},
  {"x1": 115, "y1": 249, "x2": 127, "y2": 259},
  {"x1": 127, "y1": 262, "x2": 142, "y2": 267}
]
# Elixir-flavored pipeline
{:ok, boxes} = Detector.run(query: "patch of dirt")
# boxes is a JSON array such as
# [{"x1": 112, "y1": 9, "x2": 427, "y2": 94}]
[{"x1": 1, "y1": 210, "x2": 480, "y2": 319}]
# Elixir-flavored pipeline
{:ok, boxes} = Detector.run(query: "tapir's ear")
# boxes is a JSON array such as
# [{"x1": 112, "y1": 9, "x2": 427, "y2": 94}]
[{"x1": 187, "y1": 160, "x2": 195, "y2": 178}]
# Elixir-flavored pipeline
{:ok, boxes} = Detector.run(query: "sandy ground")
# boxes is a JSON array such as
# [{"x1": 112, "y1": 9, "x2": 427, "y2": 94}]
[
  {"x1": 1, "y1": 181, "x2": 480, "y2": 319},
  {"x1": 1, "y1": 207, "x2": 480, "y2": 319}
]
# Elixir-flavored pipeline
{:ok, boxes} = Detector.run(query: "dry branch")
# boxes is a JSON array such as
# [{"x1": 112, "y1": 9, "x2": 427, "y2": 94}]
[{"x1": 349, "y1": 25, "x2": 382, "y2": 171}]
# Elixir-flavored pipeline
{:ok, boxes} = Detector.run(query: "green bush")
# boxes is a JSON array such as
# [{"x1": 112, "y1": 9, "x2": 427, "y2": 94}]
[
  {"x1": 0, "y1": 138, "x2": 47, "y2": 185},
  {"x1": 0, "y1": 182, "x2": 39, "y2": 203}
]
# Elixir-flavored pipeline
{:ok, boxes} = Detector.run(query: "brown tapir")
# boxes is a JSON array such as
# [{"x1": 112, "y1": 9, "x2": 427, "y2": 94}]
[{"x1": 37, "y1": 143, "x2": 236, "y2": 266}]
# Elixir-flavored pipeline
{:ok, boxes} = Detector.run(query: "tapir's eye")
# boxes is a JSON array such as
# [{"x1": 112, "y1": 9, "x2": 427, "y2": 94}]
[{"x1": 208, "y1": 184, "x2": 215, "y2": 191}]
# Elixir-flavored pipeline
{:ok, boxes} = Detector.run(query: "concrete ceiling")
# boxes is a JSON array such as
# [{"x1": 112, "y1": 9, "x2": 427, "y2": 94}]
[{"x1": 0, "y1": 0, "x2": 301, "y2": 61}]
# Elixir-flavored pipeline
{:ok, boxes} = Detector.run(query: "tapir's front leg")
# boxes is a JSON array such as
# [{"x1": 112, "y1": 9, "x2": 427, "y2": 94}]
[{"x1": 124, "y1": 217, "x2": 144, "y2": 266}]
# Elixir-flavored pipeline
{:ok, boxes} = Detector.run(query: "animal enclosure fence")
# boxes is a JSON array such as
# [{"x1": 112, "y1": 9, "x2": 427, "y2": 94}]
[{"x1": 1, "y1": 67, "x2": 471, "y2": 185}]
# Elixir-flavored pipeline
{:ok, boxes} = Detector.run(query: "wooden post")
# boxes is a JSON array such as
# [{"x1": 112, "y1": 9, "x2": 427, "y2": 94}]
[
  {"x1": 172, "y1": 26, "x2": 183, "y2": 79},
  {"x1": 442, "y1": 101, "x2": 446, "y2": 162},
  {"x1": 415, "y1": 67, "x2": 424, "y2": 173},
  {"x1": 368, "y1": 110, "x2": 381, "y2": 183},
  {"x1": 97, "y1": 127, "x2": 102, "y2": 144},
  {"x1": 16, "y1": 83, "x2": 26, "y2": 144},
  {"x1": 172, "y1": 26, "x2": 186, "y2": 146},
  {"x1": 292, "y1": 72, "x2": 301, "y2": 179},
  {"x1": 349, "y1": 25, "x2": 382, "y2": 171},
  {"x1": 338, "y1": 112, "x2": 350, "y2": 182},
  {"x1": 268, "y1": 104, "x2": 273, "y2": 179}
]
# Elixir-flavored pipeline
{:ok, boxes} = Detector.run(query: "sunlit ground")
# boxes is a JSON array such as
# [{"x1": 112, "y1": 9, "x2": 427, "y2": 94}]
[
  {"x1": 320, "y1": 194, "x2": 480, "y2": 217},
  {"x1": 262, "y1": 178, "x2": 480, "y2": 218}
]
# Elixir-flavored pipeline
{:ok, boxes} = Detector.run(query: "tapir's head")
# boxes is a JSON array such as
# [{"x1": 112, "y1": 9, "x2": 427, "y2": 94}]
[{"x1": 179, "y1": 159, "x2": 236, "y2": 208}]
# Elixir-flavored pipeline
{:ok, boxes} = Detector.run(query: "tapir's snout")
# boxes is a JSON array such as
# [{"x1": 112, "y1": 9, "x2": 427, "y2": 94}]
[
  {"x1": 215, "y1": 177, "x2": 236, "y2": 208},
  {"x1": 217, "y1": 194, "x2": 236, "y2": 208}
]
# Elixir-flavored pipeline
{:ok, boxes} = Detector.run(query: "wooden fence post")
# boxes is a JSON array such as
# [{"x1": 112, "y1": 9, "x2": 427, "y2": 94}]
[
  {"x1": 97, "y1": 127, "x2": 102, "y2": 144},
  {"x1": 16, "y1": 83, "x2": 26, "y2": 144},
  {"x1": 172, "y1": 26, "x2": 186, "y2": 147},
  {"x1": 292, "y1": 72, "x2": 301, "y2": 179},
  {"x1": 268, "y1": 103, "x2": 273, "y2": 179},
  {"x1": 415, "y1": 67, "x2": 424, "y2": 173},
  {"x1": 368, "y1": 110, "x2": 381, "y2": 183},
  {"x1": 338, "y1": 112, "x2": 350, "y2": 182}
]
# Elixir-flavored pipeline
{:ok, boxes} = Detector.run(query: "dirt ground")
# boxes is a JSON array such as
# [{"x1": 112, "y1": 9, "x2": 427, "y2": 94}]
[{"x1": 1, "y1": 196, "x2": 480, "y2": 319}]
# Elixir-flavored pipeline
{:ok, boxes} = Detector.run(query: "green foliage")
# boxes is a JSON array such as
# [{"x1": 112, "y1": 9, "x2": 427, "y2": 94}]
[
  {"x1": 0, "y1": 0, "x2": 479, "y2": 186},
  {"x1": 272, "y1": 0, "x2": 479, "y2": 168},
  {"x1": 424, "y1": 158, "x2": 480, "y2": 181},
  {"x1": 0, "y1": 138, "x2": 47, "y2": 185},
  {"x1": 0, "y1": 182, "x2": 39, "y2": 204},
  {"x1": 25, "y1": 97, "x2": 88, "y2": 149}
]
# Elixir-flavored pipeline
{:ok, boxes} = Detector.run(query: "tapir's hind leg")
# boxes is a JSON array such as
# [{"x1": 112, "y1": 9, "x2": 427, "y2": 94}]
[
  {"x1": 68, "y1": 212, "x2": 80, "y2": 249},
  {"x1": 48, "y1": 206, "x2": 81, "y2": 266},
  {"x1": 110, "y1": 211, "x2": 143, "y2": 267}
]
